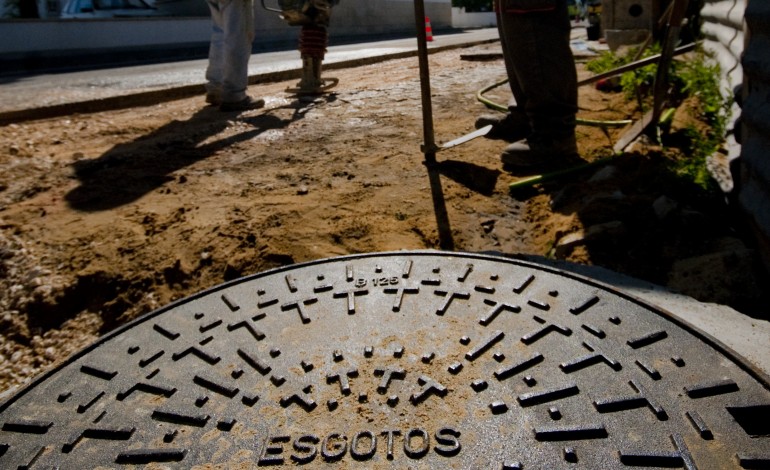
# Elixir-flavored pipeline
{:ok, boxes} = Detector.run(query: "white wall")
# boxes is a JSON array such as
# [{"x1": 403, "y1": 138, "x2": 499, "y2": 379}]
[
  {"x1": 451, "y1": 7, "x2": 496, "y2": 29},
  {"x1": 0, "y1": 0, "x2": 452, "y2": 56},
  {"x1": 1, "y1": 18, "x2": 213, "y2": 54},
  {"x1": 329, "y1": 0, "x2": 451, "y2": 36}
]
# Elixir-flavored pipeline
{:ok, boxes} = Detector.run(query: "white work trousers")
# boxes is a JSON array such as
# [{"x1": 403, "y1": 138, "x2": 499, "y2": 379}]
[{"x1": 205, "y1": 0, "x2": 255, "y2": 103}]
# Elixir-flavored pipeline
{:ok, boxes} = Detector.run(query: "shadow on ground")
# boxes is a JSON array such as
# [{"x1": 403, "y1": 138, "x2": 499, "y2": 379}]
[
  {"x1": 65, "y1": 97, "x2": 335, "y2": 211},
  {"x1": 515, "y1": 150, "x2": 770, "y2": 319}
]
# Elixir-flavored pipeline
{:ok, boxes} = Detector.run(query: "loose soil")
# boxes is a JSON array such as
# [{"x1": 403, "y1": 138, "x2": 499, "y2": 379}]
[{"x1": 0, "y1": 42, "x2": 767, "y2": 395}]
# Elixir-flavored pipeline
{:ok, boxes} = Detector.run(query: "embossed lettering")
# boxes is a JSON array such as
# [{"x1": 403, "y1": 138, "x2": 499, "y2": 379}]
[
  {"x1": 262, "y1": 427, "x2": 462, "y2": 463},
  {"x1": 355, "y1": 278, "x2": 367, "y2": 288},
  {"x1": 321, "y1": 433, "x2": 347, "y2": 462},
  {"x1": 434, "y1": 428, "x2": 462, "y2": 457},
  {"x1": 258, "y1": 435, "x2": 289, "y2": 466},
  {"x1": 291, "y1": 434, "x2": 319, "y2": 464},
  {"x1": 372, "y1": 277, "x2": 400, "y2": 287},
  {"x1": 351, "y1": 430, "x2": 377, "y2": 461},
  {"x1": 381, "y1": 429, "x2": 401, "y2": 460},
  {"x1": 404, "y1": 428, "x2": 430, "y2": 459}
]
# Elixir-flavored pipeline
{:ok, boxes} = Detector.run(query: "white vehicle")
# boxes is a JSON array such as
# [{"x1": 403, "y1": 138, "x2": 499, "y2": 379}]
[{"x1": 60, "y1": 0, "x2": 168, "y2": 18}]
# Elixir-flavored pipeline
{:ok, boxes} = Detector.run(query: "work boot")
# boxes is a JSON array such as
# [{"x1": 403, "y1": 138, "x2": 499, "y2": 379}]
[
  {"x1": 219, "y1": 96, "x2": 266, "y2": 112},
  {"x1": 500, "y1": 135, "x2": 579, "y2": 169},
  {"x1": 205, "y1": 91, "x2": 222, "y2": 106},
  {"x1": 474, "y1": 110, "x2": 531, "y2": 142}
]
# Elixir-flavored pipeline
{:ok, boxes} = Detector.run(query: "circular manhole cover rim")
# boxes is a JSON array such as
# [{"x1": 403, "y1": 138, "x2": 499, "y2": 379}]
[{"x1": 0, "y1": 250, "x2": 768, "y2": 469}]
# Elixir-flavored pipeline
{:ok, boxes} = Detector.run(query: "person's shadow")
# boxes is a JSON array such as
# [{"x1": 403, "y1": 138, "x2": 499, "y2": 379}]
[{"x1": 65, "y1": 98, "x2": 331, "y2": 211}]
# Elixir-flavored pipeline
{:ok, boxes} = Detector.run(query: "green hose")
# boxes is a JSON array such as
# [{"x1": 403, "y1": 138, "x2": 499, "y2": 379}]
[
  {"x1": 476, "y1": 80, "x2": 510, "y2": 113},
  {"x1": 477, "y1": 78, "x2": 633, "y2": 128},
  {"x1": 476, "y1": 78, "x2": 624, "y2": 191},
  {"x1": 508, "y1": 155, "x2": 618, "y2": 191}
]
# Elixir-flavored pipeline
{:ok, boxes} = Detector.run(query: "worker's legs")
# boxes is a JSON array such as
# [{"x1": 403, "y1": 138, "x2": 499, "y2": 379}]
[
  {"x1": 205, "y1": 0, "x2": 226, "y2": 103},
  {"x1": 500, "y1": 0, "x2": 577, "y2": 167},
  {"x1": 206, "y1": 0, "x2": 255, "y2": 104},
  {"x1": 499, "y1": 0, "x2": 577, "y2": 144},
  {"x1": 475, "y1": 1, "x2": 531, "y2": 142},
  {"x1": 496, "y1": 1, "x2": 527, "y2": 111}
]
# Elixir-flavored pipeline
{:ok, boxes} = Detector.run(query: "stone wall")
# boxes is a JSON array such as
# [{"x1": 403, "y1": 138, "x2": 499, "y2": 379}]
[
  {"x1": 702, "y1": 0, "x2": 745, "y2": 161},
  {"x1": 736, "y1": 0, "x2": 770, "y2": 270}
]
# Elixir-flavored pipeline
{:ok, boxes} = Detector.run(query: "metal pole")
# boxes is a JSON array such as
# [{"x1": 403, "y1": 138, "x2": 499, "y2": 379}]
[
  {"x1": 615, "y1": 0, "x2": 690, "y2": 151},
  {"x1": 414, "y1": 0, "x2": 454, "y2": 250},
  {"x1": 650, "y1": 0, "x2": 690, "y2": 132}
]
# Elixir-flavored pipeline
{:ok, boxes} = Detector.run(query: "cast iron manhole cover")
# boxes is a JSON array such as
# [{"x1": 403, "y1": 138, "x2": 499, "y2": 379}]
[{"x1": 0, "y1": 252, "x2": 769, "y2": 468}]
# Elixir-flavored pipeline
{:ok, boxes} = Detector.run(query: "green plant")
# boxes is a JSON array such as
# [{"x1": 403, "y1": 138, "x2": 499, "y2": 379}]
[
  {"x1": 670, "y1": 51, "x2": 730, "y2": 191},
  {"x1": 619, "y1": 56, "x2": 660, "y2": 101},
  {"x1": 587, "y1": 44, "x2": 675, "y2": 103},
  {"x1": 585, "y1": 50, "x2": 628, "y2": 75},
  {"x1": 675, "y1": 127, "x2": 717, "y2": 190},
  {"x1": 678, "y1": 52, "x2": 725, "y2": 126},
  {"x1": 587, "y1": 45, "x2": 729, "y2": 192}
]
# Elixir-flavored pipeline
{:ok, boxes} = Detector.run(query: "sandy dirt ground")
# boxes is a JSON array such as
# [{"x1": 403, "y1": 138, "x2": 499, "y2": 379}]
[{"x1": 0, "y1": 42, "x2": 767, "y2": 395}]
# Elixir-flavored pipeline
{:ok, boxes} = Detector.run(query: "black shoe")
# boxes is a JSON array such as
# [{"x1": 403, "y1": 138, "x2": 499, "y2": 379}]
[
  {"x1": 475, "y1": 111, "x2": 530, "y2": 142},
  {"x1": 501, "y1": 137, "x2": 580, "y2": 169},
  {"x1": 205, "y1": 93, "x2": 222, "y2": 106},
  {"x1": 219, "y1": 96, "x2": 266, "y2": 112}
]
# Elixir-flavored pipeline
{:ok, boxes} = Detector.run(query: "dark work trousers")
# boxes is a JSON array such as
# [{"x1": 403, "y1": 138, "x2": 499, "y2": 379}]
[{"x1": 495, "y1": 0, "x2": 578, "y2": 143}]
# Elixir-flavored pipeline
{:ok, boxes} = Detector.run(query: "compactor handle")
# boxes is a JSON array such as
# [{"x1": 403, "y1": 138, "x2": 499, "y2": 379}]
[{"x1": 260, "y1": 0, "x2": 282, "y2": 13}]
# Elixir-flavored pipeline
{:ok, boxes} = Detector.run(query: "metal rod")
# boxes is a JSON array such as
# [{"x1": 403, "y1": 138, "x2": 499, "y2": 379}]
[
  {"x1": 259, "y1": 0, "x2": 282, "y2": 13},
  {"x1": 414, "y1": 0, "x2": 454, "y2": 250},
  {"x1": 650, "y1": 0, "x2": 690, "y2": 133},
  {"x1": 414, "y1": 0, "x2": 436, "y2": 159}
]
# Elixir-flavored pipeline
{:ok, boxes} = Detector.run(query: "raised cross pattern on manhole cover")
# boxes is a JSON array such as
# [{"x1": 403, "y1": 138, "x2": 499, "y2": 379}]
[{"x1": 0, "y1": 251, "x2": 768, "y2": 468}]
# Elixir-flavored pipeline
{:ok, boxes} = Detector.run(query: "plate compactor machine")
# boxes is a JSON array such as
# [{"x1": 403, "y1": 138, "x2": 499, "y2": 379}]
[{"x1": 261, "y1": 0, "x2": 340, "y2": 94}]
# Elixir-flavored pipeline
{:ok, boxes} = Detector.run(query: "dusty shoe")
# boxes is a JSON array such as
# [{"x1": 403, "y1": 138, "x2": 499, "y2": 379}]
[
  {"x1": 205, "y1": 92, "x2": 222, "y2": 106},
  {"x1": 500, "y1": 137, "x2": 579, "y2": 169},
  {"x1": 475, "y1": 110, "x2": 530, "y2": 142},
  {"x1": 219, "y1": 96, "x2": 266, "y2": 112}
]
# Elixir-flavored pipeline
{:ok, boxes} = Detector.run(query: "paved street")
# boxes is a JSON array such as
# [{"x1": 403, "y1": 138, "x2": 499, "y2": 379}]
[
  {"x1": 0, "y1": 25, "x2": 604, "y2": 121},
  {"x1": 0, "y1": 28, "x2": 501, "y2": 118}
]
